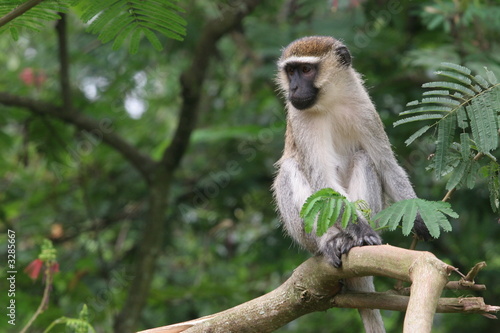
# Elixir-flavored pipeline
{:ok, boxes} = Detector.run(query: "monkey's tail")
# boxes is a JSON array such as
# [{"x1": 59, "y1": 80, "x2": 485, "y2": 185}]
[{"x1": 344, "y1": 276, "x2": 386, "y2": 333}]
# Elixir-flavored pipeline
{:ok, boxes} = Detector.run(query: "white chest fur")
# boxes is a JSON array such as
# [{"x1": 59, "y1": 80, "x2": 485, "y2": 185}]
[{"x1": 290, "y1": 105, "x2": 362, "y2": 192}]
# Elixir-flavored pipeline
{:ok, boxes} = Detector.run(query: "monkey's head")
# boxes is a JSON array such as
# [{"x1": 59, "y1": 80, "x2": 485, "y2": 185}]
[{"x1": 277, "y1": 36, "x2": 353, "y2": 111}]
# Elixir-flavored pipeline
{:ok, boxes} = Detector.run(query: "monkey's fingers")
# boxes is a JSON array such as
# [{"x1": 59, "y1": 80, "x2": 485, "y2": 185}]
[{"x1": 322, "y1": 229, "x2": 382, "y2": 268}]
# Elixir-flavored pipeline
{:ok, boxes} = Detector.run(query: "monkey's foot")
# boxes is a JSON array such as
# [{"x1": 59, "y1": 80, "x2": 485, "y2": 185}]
[{"x1": 322, "y1": 226, "x2": 382, "y2": 268}]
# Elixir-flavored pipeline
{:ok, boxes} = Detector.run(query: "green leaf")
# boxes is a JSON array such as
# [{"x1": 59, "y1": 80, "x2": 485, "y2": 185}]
[
  {"x1": 340, "y1": 201, "x2": 353, "y2": 229},
  {"x1": 456, "y1": 106, "x2": 468, "y2": 129},
  {"x1": 129, "y1": 28, "x2": 142, "y2": 54},
  {"x1": 394, "y1": 114, "x2": 444, "y2": 127},
  {"x1": 317, "y1": 198, "x2": 335, "y2": 235},
  {"x1": 401, "y1": 200, "x2": 418, "y2": 236},
  {"x1": 423, "y1": 81, "x2": 475, "y2": 97},
  {"x1": 142, "y1": 28, "x2": 163, "y2": 51},
  {"x1": 434, "y1": 113, "x2": 456, "y2": 178},
  {"x1": 446, "y1": 158, "x2": 470, "y2": 190},
  {"x1": 485, "y1": 68, "x2": 498, "y2": 85},
  {"x1": 474, "y1": 74, "x2": 491, "y2": 90},
  {"x1": 459, "y1": 132, "x2": 471, "y2": 159},
  {"x1": 300, "y1": 188, "x2": 358, "y2": 236},
  {"x1": 466, "y1": 92, "x2": 498, "y2": 152},
  {"x1": 73, "y1": 0, "x2": 186, "y2": 53},
  {"x1": 440, "y1": 62, "x2": 472, "y2": 76},
  {"x1": 399, "y1": 106, "x2": 453, "y2": 116},
  {"x1": 374, "y1": 199, "x2": 457, "y2": 239},
  {"x1": 423, "y1": 90, "x2": 450, "y2": 97},
  {"x1": 300, "y1": 189, "x2": 330, "y2": 220},
  {"x1": 420, "y1": 97, "x2": 461, "y2": 107},
  {"x1": 303, "y1": 203, "x2": 321, "y2": 234},
  {"x1": 9, "y1": 26, "x2": 18, "y2": 41},
  {"x1": 436, "y1": 70, "x2": 473, "y2": 88}
]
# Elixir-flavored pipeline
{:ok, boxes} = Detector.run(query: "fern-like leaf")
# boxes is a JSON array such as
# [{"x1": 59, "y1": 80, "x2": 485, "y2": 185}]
[
  {"x1": 433, "y1": 112, "x2": 456, "y2": 178},
  {"x1": 374, "y1": 199, "x2": 457, "y2": 239},
  {"x1": 398, "y1": 62, "x2": 500, "y2": 186},
  {"x1": 0, "y1": 1, "x2": 68, "y2": 38},
  {"x1": 393, "y1": 113, "x2": 444, "y2": 127},
  {"x1": 466, "y1": 91, "x2": 498, "y2": 152},
  {"x1": 404, "y1": 125, "x2": 432, "y2": 146},
  {"x1": 74, "y1": 0, "x2": 186, "y2": 53},
  {"x1": 300, "y1": 188, "x2": 358, "y2": 236},
  {"x1": 422, "y1": 81, "x2": 476, "y2": 97}
]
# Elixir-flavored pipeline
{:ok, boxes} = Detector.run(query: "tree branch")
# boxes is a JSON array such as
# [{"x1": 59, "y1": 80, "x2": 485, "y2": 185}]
[
  {"x1": 0, "y1": 0, "x2": 45, "y2": 27},
  {"x1": 138, "y1": 245, "x2": 498, "y2": 333},
  {"x1": 55, "y1": 13, "x2": 72, "y2": 112},
  {"x1": 0, "y1": 92, "x2": 155, "y2": 179},
  {"x1": 160, "y1": 0, "x2": 262, "y2": 171}
]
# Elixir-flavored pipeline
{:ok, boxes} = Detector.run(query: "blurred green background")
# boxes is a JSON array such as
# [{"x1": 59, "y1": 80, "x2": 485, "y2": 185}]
[{"x1": 1, "y1": 0, "x2": 499, "y2": 332}]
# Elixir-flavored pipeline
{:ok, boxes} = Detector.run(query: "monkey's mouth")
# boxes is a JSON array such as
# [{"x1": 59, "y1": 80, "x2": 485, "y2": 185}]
[{"x1": 291, "y1": 96, "x2": 317, "y2": 110}]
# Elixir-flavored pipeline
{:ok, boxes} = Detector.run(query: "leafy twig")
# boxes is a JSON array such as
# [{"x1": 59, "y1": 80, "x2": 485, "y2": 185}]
[{"x1": 0, "y1": 0, "x2": 45, "y2": 27}]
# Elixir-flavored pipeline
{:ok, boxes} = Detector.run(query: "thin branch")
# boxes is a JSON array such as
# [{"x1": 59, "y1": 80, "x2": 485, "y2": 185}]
[
  {"x1": 0, "y1": 0, "x2": 45, "y2": 27},
  {"x1": 55, "y1": 12, "x2": 72, "y2": 112},
  {"x1": 20, "y1": 264, "x2": 54, "y2": 333},
  {"x1": 0, "y1": 92, "x2": 156, "y2": 179}
]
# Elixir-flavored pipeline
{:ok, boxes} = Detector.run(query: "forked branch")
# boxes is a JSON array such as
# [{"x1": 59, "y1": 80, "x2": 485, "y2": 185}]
[{"x1": 137, "y1": 245, "x2": 498, "y2": 333}]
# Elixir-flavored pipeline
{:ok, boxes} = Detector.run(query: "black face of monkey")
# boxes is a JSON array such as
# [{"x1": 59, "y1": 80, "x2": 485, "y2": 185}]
[{"x1": 285, "y1": 62, "x2": 319, "y2": 110}]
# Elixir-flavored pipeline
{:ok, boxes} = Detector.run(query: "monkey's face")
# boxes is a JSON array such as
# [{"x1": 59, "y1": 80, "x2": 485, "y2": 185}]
[
  {"x1": 277, "y1": 36, "x2": 353, "y2": 111},
  {"x1": 284, "y1": 62, "x2": 319, "y2": 110}
]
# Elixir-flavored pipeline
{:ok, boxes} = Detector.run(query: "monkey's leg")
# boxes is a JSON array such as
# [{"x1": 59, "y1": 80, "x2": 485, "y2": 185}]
[
  {"x1": 345, "y1": 151, "x2": 386, "y2": 333},
  {"x1": 319, "y1": 151, "x2": 383, "y2": 268}
]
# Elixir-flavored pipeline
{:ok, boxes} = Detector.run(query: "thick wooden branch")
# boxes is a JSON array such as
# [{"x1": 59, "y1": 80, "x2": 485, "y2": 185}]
[
  {"x1": 137, "y1": 245, "x2": 499, "y2": 333},
  {"x1": 0, "y1": 92, "x2": 155, "y2": 179}
]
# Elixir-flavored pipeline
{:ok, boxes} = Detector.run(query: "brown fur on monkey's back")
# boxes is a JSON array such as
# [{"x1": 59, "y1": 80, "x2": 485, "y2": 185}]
[{"x1": 281, "y1": 36, "x2": 337, "y2": 58}]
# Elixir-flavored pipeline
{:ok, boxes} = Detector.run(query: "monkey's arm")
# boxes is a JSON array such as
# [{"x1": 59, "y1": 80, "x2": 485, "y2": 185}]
[
  {"x1": 365, "y1": 129, "x2": 432, "y2": 241},
  {"x1": 273, "y1": 158, "x2": 319, "y2": 253}
]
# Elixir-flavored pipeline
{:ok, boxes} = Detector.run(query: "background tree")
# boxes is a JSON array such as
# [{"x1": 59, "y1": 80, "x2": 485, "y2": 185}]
[{"x1": 0, "y1": 0, "x2": 499, "y2": 332}]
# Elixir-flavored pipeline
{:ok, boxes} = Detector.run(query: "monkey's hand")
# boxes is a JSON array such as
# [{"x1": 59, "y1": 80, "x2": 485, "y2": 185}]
[
  {"x1": 413, "y1": 214, "x2": 432, "y2": 241},
  {"x1": 320, "y1": 222, "x2": 382, "y2": 268}
]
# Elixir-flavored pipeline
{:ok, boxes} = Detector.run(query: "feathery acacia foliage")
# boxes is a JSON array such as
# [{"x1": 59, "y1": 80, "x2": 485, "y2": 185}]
[
  {"x1": 0, "y1": 0, "x2": 186, "y2": 53},
  {"x1": 0, "y1": 1, "x2": 69, "y2": 40},
  {"x1": 300, "y1": 188, "x2": 365, "y2": 236},
  {"x1": 396, "y1": 62, "x2": 500, "y2": 211},
  {"x1": 373, "y1": 199, "x2": 456, "y2": 238},
  {"x1": 73, "y1": 0, "x2": 186, "y2": 53},
  {"x1": 300, "y1": 189, "x2": 458, "y2": 239}
]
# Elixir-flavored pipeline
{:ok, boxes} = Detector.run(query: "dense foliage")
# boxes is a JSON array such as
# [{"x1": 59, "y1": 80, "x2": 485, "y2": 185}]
[{"x1": 1, "y1": 1, "x2": 499, "y2": 332}]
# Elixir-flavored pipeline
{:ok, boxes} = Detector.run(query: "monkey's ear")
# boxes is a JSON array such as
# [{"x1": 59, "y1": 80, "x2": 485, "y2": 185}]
[{"x1": 335, "y1": 46, "x2": 351, "y2": 67}]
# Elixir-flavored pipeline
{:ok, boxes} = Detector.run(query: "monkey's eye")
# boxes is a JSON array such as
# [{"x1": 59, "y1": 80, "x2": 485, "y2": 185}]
[
  {"x1": 286, "y1": 66, "x2": 294, "y2": 75},
  {"x1": 301, "y1": 64, "x2": 312, "y2": 73}
]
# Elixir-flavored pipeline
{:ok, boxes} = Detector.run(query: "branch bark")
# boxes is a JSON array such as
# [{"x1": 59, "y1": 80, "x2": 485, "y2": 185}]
[{"x1": 138, "y1": 245, "x2": 499, "y2": 333}]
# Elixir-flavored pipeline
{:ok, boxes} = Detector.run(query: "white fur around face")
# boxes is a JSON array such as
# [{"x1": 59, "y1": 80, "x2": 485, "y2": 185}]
[{"x1": 277, "y1": 56, "x2": 321, "y2": 69}]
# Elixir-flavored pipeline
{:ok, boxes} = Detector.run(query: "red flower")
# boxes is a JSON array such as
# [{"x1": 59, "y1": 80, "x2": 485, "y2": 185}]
[
  {"x1": 19, "y1": 68, "x2": 47, "y2": 88},
  {"x1": 24, "y1": 259, "x2": 59, "y2": 281},
  {"x1": 24, "y1": 259, "x2": 44, "y2": 280}
]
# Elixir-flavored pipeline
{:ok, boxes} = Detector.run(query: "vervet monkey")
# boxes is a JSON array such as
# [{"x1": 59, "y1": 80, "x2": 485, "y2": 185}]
[{"x1": 272, "y1": 36, "x2": 431, "y2": 333}]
